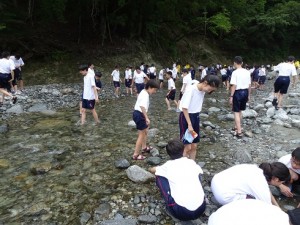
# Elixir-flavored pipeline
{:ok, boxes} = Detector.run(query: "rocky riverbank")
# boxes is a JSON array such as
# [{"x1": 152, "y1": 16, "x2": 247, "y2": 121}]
[{"x1": 0, "y1": 75, "x2": 300, "y2": 225}]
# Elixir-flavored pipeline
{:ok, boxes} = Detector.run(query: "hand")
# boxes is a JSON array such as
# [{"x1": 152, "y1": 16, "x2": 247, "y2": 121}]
[
  {"x1": 95, "y1": 98, "x2": 99, "y2": 103},
  {"x1": 229, "y1": 97, "x2": 233, "y2": 105},
  {"x1": 188, "y1": 124, "x2": 194, "y2": 133},
  {"x1": 279, "y1": 184, "x2": 294, "y2": 197}
]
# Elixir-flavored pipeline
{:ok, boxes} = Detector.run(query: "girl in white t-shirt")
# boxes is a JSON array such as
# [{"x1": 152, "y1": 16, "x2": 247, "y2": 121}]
[{"x1": 211, "y1": 162, "x2": 290, "y2": 206}]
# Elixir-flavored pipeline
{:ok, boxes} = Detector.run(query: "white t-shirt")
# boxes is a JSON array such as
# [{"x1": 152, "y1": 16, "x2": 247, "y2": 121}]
[
  {"x1": 9, "y1": 56, "x2": 24, "y2": 69},
  {"x1": 230, "y1": 68, "x2": 251, "y2": 90},
  {"x1": 274, "y1": 62, "x2": 297, "y2": 77},
  {"x1": 181, "y1": 74, "x2": 192, "y2": 92},
  {"x1": 279, "y1": 154, "x2": 300, "y2": 174},
  {"x1": 155, "y1": 157, "x2": 204, "y2": 211},
  {"x1": 179, "y1": 81, "x2": 205, "y2": 113},
  {"x1": 111, "y1": 69, "x2": 120, "y2": 82},
  {"x1": 259, "y1": 68, "x2": 266, "y2": 76},
  {"x1": 125, "y1": 69, "x2": 132, "y2": 79},
  {"x1": 220, "y1": 68, "x2": 227, "y2": 76},
  {"x1": 201, "y1": 69, "x2": 207, "y2": 79},
  {"x1": 0, "y1": 58, "x2": 15, "y2": 73},
  {"x1": 134, "y1": 89, "x2": 149, "y2": 112},
  {"x1": 83, "y1": 73, "x2": 96, "y2": 100},
  {"x1": 88, "y1": 68, "x2": 95, "y2": 76},
  {"x1": 211, "y1": 164, "x2": 271, "y2": 205},
  {"x1": 159, "y1": 69, "x2": 164, "y2": 80},
  {"x1": 133, "y1": 70, "x2": 147, "y2": 84},
  {"x1": 167, "y1": 78, "x2": 175, "y2": 90},
  {"x1": 172, "y1": 67, "x2": 177, "y2": 79},
  {"x1": 208, "y1": 199, "x2": 289, "y2": 225},
  {"x1": 149, "y1": 66, "x2": 156, "y2": 74}
]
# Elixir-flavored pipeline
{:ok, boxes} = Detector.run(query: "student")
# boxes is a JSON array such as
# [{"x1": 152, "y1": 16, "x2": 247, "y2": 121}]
[
  {"x1": 158, "y1": 68, "x2": 165, "y2": 89},
  {"x1": 258, "y1": 65, "x2": 267, "y2": 90},
  {"x1": 148, "y1": 64, "x2": 156, "y2": 80},
  {"x1": 132, "y1": 80, "x2": 159, "y2": 160},
  {"x1": 220, "y1": 66, "x2": 227, "y2": 88},
  {"x1": 125, "y1": 66, "x2": 133, "y2": 96},
  {"x1": 165, "y1": 71, "x2": 178, "y2": 110},
  {"x1": 190, "y1": 66, "x2": 196, "y2": 80},
  {"x1": 132, "y1": 66, "x2": 149, "y2": 95},
  {"x1": 179, "y1": 75, "x2": 220, "y2": 160},
  {"x1": 208, "y1": 199, "x2": 290, "y2": 225},
  {"x1": 172, "y1": 66, "x2": 178, "y2": 82},
  {"x1": 79, "y1": 65, "x2": 99, "y2": 125},
  {"x1": 10, "y1": 54, "x2": 25, "y2": 93},
  {"x1": 0, "y1": 51, "x2": 17, "y2": 105},
  {"x1": 272, "y1": 56, "x2": 297, "y2": 109},
  {"x1": 278, "y1": 147, "x2": 300, "y2": 197},
  {"x1": 251, "y1": 66, "x2": 259, "y2": 89},
  {"x1": 111, "y1": 65, "x2": 122, "y2": 98},
  {"x1": 149, "y1": 139, "x2": 206, "y2": 221},
  {"x1": 229, "y1": 56, "x2": 251, "y2": 138},
  {"x1": 95, "y1": 71, "x2": 102, "y2": 94},
  {"x1": 200, "y1": 66, "x2": 207, "y2": 79},
  {"x1": 80, "y1": 63, "x2": 95, "y2": 115},
  {"x1": 176, "y1": 68, "x2": 192, "y2": 112},
  {"x1": 211, "y1": 162, "x2": 290, "y2": 206}
]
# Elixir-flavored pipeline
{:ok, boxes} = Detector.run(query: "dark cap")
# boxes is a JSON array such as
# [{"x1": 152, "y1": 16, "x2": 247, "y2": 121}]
[{"x1": 288, "y1": 208, "x2": 300, "y2": 225}]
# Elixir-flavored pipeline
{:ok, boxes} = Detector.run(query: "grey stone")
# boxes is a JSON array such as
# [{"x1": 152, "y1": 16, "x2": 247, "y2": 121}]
[
  {"x1": 157, "y1": 142, "x2": 168, "y2": 148},
  {"x1": 175, "y1": 219, "x2": 203, "y2": 225},
  {"x1": 95, "y1": 203, "x2": 111, "y2": 217},
  {"x1": 225, "y1": 114, "x2": 234, "y2": 121},
  {"x1": 207, "y1": 98, "x2": 217, "y2": 103},
  {"x1": 202, "y1": 121, "x2": 216, "y2": 129},
  {"x1": 273, "y1": 119, "x2": 284, "y2": 126},
  {"x1": 288, "y1": 93, "x2": 300, "y2": 97},
  {"x1": 273, "y1": 109, "x2": 290, "y2": 121},
  {"x1": 291, "y1": 120, "x2": 300, "y2": 128},
  {"x1": 128, "y1": 120, "x2": 136, "y2": 127},
  {"x1": 61, "y1": 88, "x2": 75, "y2": 94},
  {"x1": 258, "y1": 117, "x2": 273, "y2": 124},
  {"x1": 114, "y1": 159, "x2": 130, "y2": 169},
  {"x1": 283, "y1": 123, "x2": 292, "y2": 128},
  {"x1": 0, "y1": 124, "x2": 9, "y2": 133},
  {"x1": 254, "y1": 104, "x2": 265, "y2": 111},
  {"x1": 114, "y1": 213, "x2": 124, "y2": 220},
  {"x1": 269, "y1": 185, "x2": 281, "y2": 197},
  {"x1": 242, "y1": 109, "x2": 258, "y2": 118},
  {"x1": 150, "y1": 148, "x2": 160, "y2": 157},
  {"x1": 80, "y1": 212, "x2": 91, "y2": 225},
  {"x1": 28, "y1": 103, "x2": 47, "y2": 112},
  {"x1": 6, "y1": 104, "x2": 23, "y2": 114},
  {"x1": 138, "y1": 215, "x2": 157, "y2": 223},
  {"x1": 244, "y1": 131, "x2": 253, "y2": 138},
  {"x1": 154, "y1": 209, "x2": 161, "y2": 216},
  {"x1": 133, "y1": 195, "x2": 140, "y2": 204},
  {"x1": 234, "y1": 149, "x2": 252, "y2": 163},
  {"x1": 276, "y1": 151, "x2": 288, "y2": 158},
  {"x1": 148, "y1": 128, "x2": 159, "y2": 138},
  {"x1": 146, "y1": 157, "x2": 161, "y2": 165},
  {"x1": 208, "y1": 107, "x2": 221, "y2": 114},
  {"x1": 200, "y1": 113, "x2": 209, "y2": 118},
  {"x1": 265, "y1": 101, "x2": 273, "y2": 108},
  {"x1": 126, "y1": 165, "x2": 155, "y2": 183},
  {"x1": 198, "y1": 162, "x2": 206, "y2": 168},
  {"x1": 52, "y1": 89, "x2": 61, "y2": 96},
  {"x1": 30, "y1": 162, "x2": 52, "y2": 175},
  {"x1": 40, "y1": 87, "x2": 49, "y2": 93},
  {"x1": 290, "y1": 108, "x2": 300, "y2": 115},
  {"x1": 283, "y1": 205, "x2": 295, "y2": 211},
  {"x1": 99, "y1": 219, "x2": 137, "y2": 225},
  {"x1": 266, "y1": 107, "x2": 275, "y2": 117}
]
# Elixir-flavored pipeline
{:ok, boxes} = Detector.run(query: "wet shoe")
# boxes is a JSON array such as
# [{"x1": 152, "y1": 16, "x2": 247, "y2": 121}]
[
  {"x1": 272, "y1": 98, "x2": 278, "y2": 107},
  {"x1": 12, "y1": 96, "x2": 17, "y2": 104}
]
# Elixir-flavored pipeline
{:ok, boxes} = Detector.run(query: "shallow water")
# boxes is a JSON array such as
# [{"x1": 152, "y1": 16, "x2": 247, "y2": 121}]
[{"x1": 0, "y1": 84, "x2": 299, "y2": 224}]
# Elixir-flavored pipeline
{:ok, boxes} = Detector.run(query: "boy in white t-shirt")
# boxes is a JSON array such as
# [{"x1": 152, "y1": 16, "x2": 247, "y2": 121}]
[
  {"x1": 158, "y1": 68, "x2": 165, "y2": 89},
  {"x1": 176, "y1": 68, "x2": 192, "y2": 112},
  {"x1": 278, "y1": 147, "x2": 300, "y2": 197},
  {"x1": 149, "y1": 139, "x2": 206, "y2": 221},
  {"x1": 79, "y1": 65, "x2": 99, "y2": 125},
  {"x1": 165, "y1": 71, "x2": 178, "y2": 110},
  {"x1": 111, "y1": 65, "x2": 122, "y2": 98}
]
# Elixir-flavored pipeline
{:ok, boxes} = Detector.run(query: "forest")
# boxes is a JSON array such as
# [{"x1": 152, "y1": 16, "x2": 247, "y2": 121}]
[{"x1": 1, "y1": 0, "x2": 300, "y2": 62}]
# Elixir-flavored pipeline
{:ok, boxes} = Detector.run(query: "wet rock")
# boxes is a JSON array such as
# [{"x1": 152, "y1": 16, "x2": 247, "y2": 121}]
[
  {"x1": 225, "y1": 114, "x2": 234, "y2": 121},
  {"x1": 242, "y1": 109, "x2": 258, "y2": 118},
  {"x1": 290, "y1": 108, "x2": 300, "y2": 115},
  {"x1": 95, "y1": 203, "x2": 111, "y2": 218},
  {"x1": 148, "y1": 128, "x2": 159, "y2": 138},
  {"x1": 0, "y1": 159, "x2": 9, "y2": 168},
  {"x1": 266, "y1": 107, "x2": 275, "y2": 117},
  {"x1": 128, "y1": 120, "x2": 136, "y2": 127},
  {"x1": 30, "y1": 162, "x2": 52, "y2": 175},
  {"x1": 265, "y1": 101, "x2": 273, "y2": 108},
  {"x1": 138, "y1": 215, "x2": 157, "y2": 223},
  {"x1": 0, "y1": 124, "x2": 8, "y2": 133},
  {"x1": 28, "y1": 103, "x2": 47, "y2": 112},
  {"x1": 99, "y1": 219, "x2": 137, "y2": 225},
  {"x1": 291, "y1": 120, "x2": 300, "y2": 129},
  {"x1": 157, "y1": 142, "x2": 168, "y2": 148},
  {"x1": 258, "y1": 117, "x2": 273, "y2": 124},
  {"x1": 80, "y1": 212, "x2": 91, "y2": 225},
  {"x1": 7, "y1": 104, "x2": 24, "y2": 114},
  {"x1": 208, "y1": 107, "x2": 221, "y2": 114},
  {"x1": 126, "y1": 165, "x2": 155, "y2": 183},
  {"x1": 115, "y1": 159, "x2": 130, "y2": 169},
  {"x1": 269, "y1": 185, "x2": 281, "y2": 197},
  {"x1": 244, "y1": 131, "x2": 253, "y2": 138},
  {"x1": 52, "y1": 89, "x2": 61, "y2": 96},
  {"x1": 234, "y1": 149, "x2": 252, "y2": 163},
  {"x1": 254, "y1": 104, "x2": 264, "y2": 111},
  {"x1": 150, "y1": 148, "x2": 160, "y2": 157},
  {"x1": 273, "y1": 109, "x2": 289, "y2": 121},
  {"x1": 146, "y1": 157, "x2": 161, "y2": 165},
  {"x1": 202, "y1": 121, "x2": 216, "y2": 129}
]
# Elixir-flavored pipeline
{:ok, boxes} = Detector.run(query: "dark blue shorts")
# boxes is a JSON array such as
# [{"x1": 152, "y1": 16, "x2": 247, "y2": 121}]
[
  {"x1": 253, "y1": 74, "x2": 259, "y2": 82},
  {"x1": 135, "y1": 83, "x2": 145, "y2": 94},
  {"x1": 96, "y1": 80, "x2": 102, "y2": 89},
  {"x1": 232, "y1": 89, "x2": 248, "y2": 112},
  {"x1": 82, "y1": 99, "x2": 95, "y2": 110},
  {"x1": 258, "y1": 76, "x2": 266, "y2": 85},
  {"x1": 156, "y1": 176, "x2": 206, "y2": 221},
  {"x1": 133, "y1": 110, "x2": 148, "y2": 130},
  {"x1": 125, "y1": 79, "x2": 132, "y2": 88},
  {"x1": 149, "y1": 73, "x2": 156, "y2": 79},
  {"x1": 113, "y1": 81, "x2": 120, "y2": 88},
  {"x1": 13, "y1": 68, "x2": 22, "y2": 85},
  {"x1": 179, "y1": 112, "x2": 200, "y2": 144},
  {"x1": 166, "y1": 89, "x2": 176, "y2": 100},
  {"x1": 274, "y1": 76, "x2": 290, "y2": 94},
  {"x1": 222, "y1": 75, "x2": 227, "y2": 82},
  {"x1": 0, "y1": 73, "x2": 11, "y2": 89}
]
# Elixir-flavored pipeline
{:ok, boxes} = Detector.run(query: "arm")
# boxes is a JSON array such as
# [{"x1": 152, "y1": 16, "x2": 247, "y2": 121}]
[
  {"x1": 140, "y1": 106, "x2": 150, "y2": 125},
  {"x1": 93, "y1": 86, "x2": 99, "y2": 102},
  {"x1": 9, "y1": 70, "x2": 14, "y2": 82},
  {"x1": 278, "y1": 183, "x2": 293, "y2": 197},
  {"x1": 182, "y1": 108, "x2": 193, "y2": 133},
  {"x1": 229, "y1": 84, "x2": 236, "y2": 105},
  {"x1": 271, "y1": 192, "x2": 280, "y2": 208}
]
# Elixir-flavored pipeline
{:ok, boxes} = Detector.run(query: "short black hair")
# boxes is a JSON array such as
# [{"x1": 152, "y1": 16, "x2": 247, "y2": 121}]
[
  {"x1": 200, "y1": 74, "x2": 220, "y2": 88},
  {"x1": 287, "y1": 56, "x2": 295, "y2": 62},
  {"x1": 234, "y1": 56, "x2": 243, "y2": 65},
  {"x1": 135, "y1": 66, "x2": 141, "y2": 70},
  {"x1": 166, "y1": 71, "x2": 172, "y2": 76},
  {"x1": 166, "y1": 139, "x2": 184, "y2": 160},
  {"x1": 259, "y1": 162, "x2": 290, "y2": 183},
  {"x1": 145, "y1": 80, "x2": 159, "y2": 89},
  {"x1": 95, "y1": 71, "x2": 102, "y2": 77},
  {"x1": 292, "y1": 147, "x2": 300, "y2": 161},
  {"x1": 79, "y1": 64, "x2": 88, "y2": 71}
]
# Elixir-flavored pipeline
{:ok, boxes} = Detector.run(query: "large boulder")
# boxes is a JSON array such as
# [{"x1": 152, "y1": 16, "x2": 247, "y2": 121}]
[
  {"x1": 126, "y1": 165, "x2": 155, "y2": 183},
  {"x1": 242, "y1": 109, "x2": 258, "y2": 118},
  {"x1": 273, "y1": 109, "x2": 290, "y2": 121},
  {"x1": 266, "y1": 107, "x2": 275, "y2": 117},
  {"x1": 7, "y1": 104, "x2": 23, "y2": 114}
]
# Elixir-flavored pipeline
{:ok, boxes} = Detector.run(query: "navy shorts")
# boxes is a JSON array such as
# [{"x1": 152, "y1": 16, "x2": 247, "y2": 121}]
[
  {"x1": 232, "y1": 89, "x2": 248, "y2": 112},
  {"x1": 178, "y1": 91, "x2": 183, "y2": 100},
  {"x1": 125, "y1": 79, "x2": 132, "y2": 88},
  {"x1": 13, "y1": 68, "x2": 22, "y2": 85},
  {"x1": 82, "y1": 99, "x2": 95, "y2": 110},
  {"x1": 96, "y1": 80, "x2": 102, "y2": 89},
  {"x1": 133, "y1": 110, "x2": 148, "y2": 130},
  {"x1": 258, "y1": 76, "x2": 266, "y2": 85},
  {"x1": 253, "y1": 74, "x2": 259, "y2": 82},
  {"x1": 222, "y1": 75, "x2": 227, "y2": 82},
  {"x1": 113, "y1": 81, "x2": 120, "y2": 88},
  {"x1": 149, "y1": 73, "x2": 156, "y2": 79},
  {"x1": 135, "y1": 83, "x2": 145, "y2": 94},
  {"x1": 274, "y1": 76, "x2": 290, "y2": 94},
  {"x1": 156, "y1": 175, "x2": 206, "y2": 221},
  {"x1": 179, "y1": 112, "x2": 200, "y2": 144},
  {"x1": 166, "y1": 89, "x2": 176, "y2": 100}
]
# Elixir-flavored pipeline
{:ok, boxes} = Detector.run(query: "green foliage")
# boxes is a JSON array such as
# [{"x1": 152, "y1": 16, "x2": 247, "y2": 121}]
[{"x1": 208, "y1": 11, "x2": 232, "y2": 36}]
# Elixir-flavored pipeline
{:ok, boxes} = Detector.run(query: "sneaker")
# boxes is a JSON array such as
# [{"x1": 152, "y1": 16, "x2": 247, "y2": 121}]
[{"x1": 272, "y1": 98, "x2": 278, "y2": 107}]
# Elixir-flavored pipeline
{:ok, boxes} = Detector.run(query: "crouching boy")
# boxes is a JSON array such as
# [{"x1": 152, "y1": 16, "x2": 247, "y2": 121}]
[{"x1": 149, "y1": 139, "x2": 206, "y2": 221}]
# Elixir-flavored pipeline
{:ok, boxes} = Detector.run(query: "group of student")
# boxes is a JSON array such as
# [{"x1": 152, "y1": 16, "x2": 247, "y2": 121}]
[{"x1": 0, "y1": 51, "x2": 25, "y2": 106}]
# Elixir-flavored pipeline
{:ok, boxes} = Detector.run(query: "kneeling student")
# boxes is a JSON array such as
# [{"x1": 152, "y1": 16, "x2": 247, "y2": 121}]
[{"x1": 149, "y1": 139, "x2": 206, "y2": 221}]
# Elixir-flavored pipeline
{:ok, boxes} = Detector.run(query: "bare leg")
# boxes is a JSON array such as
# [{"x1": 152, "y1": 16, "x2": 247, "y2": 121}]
[
  {"x1": 277, "y1": 93, "x2": 283, "y2": 107},
  {"x1": 79, "y1": 101, "x2": 82, "y2": 115},
  {"x1": 0, "y1": 88, "x2": 14, "y2": 98},
  {"x1": 234, "y1": 111, "x2": 242, "y2": 133},
  {"x1": 19, "y1": 80, "x2": 24, "y2": 90},
  {"x1": 133, "y1": 129, "x2": 147, "y2": 156},
  {"x1": 91, "y1": 109, "x2": 100, "y2": 123},
  {"x1": 81, "y1": 108, "x2": 86, "y2": 125},
  {"x1": 183, "y1": 144, "x2": 192, "y2": 158},
  {"x1": 165, "y1": 98, "x2": 171, "y2": 110}
]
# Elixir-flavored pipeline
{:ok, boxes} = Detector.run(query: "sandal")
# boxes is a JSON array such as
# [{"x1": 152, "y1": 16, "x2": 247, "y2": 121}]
[
  {"x1": 12, "y1": 96, "x2": 17, "y2": 104},
  {"x1": 142, "y1": 146, "x2": 153, "y2": 153},
  {"x1": 132, "y1": 154, "x2": 146, "y2": 160},
  {"x1": 233, "y1": 131, "x2": 243, "y2": 139}
]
